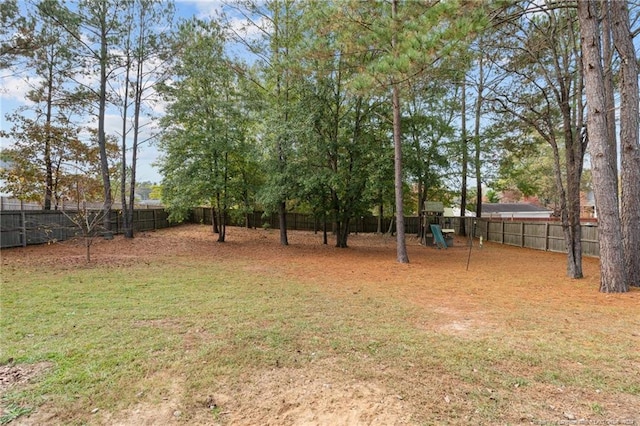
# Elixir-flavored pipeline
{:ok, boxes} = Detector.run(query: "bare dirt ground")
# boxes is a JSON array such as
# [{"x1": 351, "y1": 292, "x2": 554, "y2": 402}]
[{"x1": 2, "y1": 224, "x2": 639, "y2": 425}]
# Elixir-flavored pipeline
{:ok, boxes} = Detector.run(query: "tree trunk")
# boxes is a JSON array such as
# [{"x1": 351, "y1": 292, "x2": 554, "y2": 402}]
[
  {"x1": 393, "y1": 85, "x2": 408, "y2": 263},
  {"x1": 600, "y1": 4, "x2": 618, "y2": 191},
  {"x1": 98, "y1": 7, "x2": 112, "y2": 233},
  {"x1": 391, "y1": 0, "x2": 408, "y2": 263},
  {"x1": 44, "y1": 53, "x2": 54, "y2": 211},
  {"x1": 121, "y1": 47, "x2": 132, "y2": 238},
  {"x1": 460, "y1": 78, "x2": 468, "y2": 236},
  {"x1": 336, "y1": 216, "x2": 350, "y2": 248},
  {"x1": 127, "y1": 30, "x2": 145, "y2": 240},
  {"x1": 217, "y1": 208, "x2": 226, "y2": 242},
  {"x1": 561, "y1": 101, "x2": 584, "y2": 279},
  {"x1": 377, "y1": 198, "x2": 383, "y2": 234},
  {"x1": 578, "y1": 0, "x2": 627, "y2": 292},
  {"x1": 322, "y1": 213, "x2": 328, "y2": 245},
  {"x1": 611, "y1": 0, "x2": 640, "y2": 287},
  {"x1": 278, "y1": 200, "x2": 288, "y2": 245},
  {"x1": 211, "y1": 207, "x2": 219, "y2": 234},
  {"x1": 416, "y1": 181, "x2": 422, "y2": 238},
  {"x1": 473, "y1": 53, "x2": 484, "y2": 219}
]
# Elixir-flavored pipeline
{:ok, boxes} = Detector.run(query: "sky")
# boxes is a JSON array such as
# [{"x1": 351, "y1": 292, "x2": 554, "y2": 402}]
[{"x1": 0, "y1": 0, "x2": 235, "y2": 187}]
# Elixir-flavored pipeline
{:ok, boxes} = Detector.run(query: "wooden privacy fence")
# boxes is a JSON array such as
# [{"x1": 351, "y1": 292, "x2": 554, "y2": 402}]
[
  {"x1": 1, "y1": 207, "x2": 600, "y2": 257},
  {"x1": 0, "y1": 209, "x2": 172, "y2": 249},
  {"x1": 446, "y1": 217, "x2": 600, "y2": 257},
  {"x1": 190, "y1": 208, "x2": 422, "y2": 235},
  {"x1": 191, "y1": 208, "x2": 599, "y2": 257}
]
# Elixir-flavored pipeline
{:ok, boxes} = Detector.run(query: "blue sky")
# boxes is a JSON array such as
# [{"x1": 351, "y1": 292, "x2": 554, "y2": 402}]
[{"x1": 0, "y1": 0, "x2": 234, "y2": 186}]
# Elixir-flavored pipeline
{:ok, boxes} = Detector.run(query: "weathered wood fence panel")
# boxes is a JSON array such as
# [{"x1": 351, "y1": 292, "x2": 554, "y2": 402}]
[
  {"x1": 1, "y1": 208, "x2": 600, "y2": 258},
  {"x1": 449, "y1": 217, "x2": 600, "y2": 257},
  {"x1": 191, "y1": 208, "x2": 400, "y2": 234},
  {"x1": 0, "y1": 209, "x2": 173, "y2": 249}
]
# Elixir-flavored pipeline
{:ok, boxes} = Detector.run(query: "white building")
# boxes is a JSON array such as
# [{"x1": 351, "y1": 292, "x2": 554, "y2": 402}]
[{"x1": 481, "y1": 203, "x2": 553, "y2": 219}]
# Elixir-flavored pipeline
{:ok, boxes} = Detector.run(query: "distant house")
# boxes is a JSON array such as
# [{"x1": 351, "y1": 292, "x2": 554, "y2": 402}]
[
  {"x1": 580, "y1": 191, "x2": 596, "y2": 218},
  {"x1": 443, "y1": 207, "x2": 475, "y2": 217},
  {"x1": 481, "y1": 203, "x2": 553, "y2": 219}
]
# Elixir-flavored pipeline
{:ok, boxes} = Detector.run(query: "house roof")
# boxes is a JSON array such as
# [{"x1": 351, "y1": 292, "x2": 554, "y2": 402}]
[{"x1": 482, "y1": 203, "x2": 552, "y2": 213}]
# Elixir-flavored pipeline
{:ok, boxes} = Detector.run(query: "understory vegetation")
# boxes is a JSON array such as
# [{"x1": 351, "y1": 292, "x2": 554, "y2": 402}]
[{"x1": 1, "y1": 227, "x2": 638, "y2": 424}]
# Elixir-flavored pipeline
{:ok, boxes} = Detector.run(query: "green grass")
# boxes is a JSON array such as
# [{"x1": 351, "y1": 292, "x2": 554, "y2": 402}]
[{"x1": 1, "y1": 258, "x2": 638, "y2": 425}]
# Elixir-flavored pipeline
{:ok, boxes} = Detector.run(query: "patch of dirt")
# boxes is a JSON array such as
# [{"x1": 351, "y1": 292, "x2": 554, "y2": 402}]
[
  {"x1": 2, "y1": 224, "x2": 639, "y2": 425},
  {"x1": 0, "y1": 361, "x2": 54, "y2": 425},
  {"x1": 99, "y1": 372, "x2": 187, "y2": 426},
  {"x1": 223, "y1": 367, "x2": 411, "y2": 426},
  {"x1": 0, "y1": 361, "x2": 53, "y2": 394},
  {"x1": 98, "y1": 367, "x2": 410, "y2": 426}
]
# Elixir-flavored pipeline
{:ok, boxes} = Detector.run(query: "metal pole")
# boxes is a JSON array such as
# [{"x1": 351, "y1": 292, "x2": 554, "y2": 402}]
[{"x1": 465, "y1": 220, "x2": 476, "y2": 271}]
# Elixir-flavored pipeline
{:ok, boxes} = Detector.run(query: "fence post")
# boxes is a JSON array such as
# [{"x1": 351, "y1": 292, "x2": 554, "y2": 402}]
[
  {"x1": 521, "y1": 222, "x2": 525, "y2": 247},
  {"x1": 21, "y1": 209, "x2": 27, "y2": 247},
  {"x1": 545, "y1": 222, "x2": 549, "y2": 251}
]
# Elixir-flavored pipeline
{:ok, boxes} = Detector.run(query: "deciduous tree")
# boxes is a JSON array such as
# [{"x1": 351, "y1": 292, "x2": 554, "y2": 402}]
[{"x1": 158, "y1": 20, "x2": 257, "y2": 242}]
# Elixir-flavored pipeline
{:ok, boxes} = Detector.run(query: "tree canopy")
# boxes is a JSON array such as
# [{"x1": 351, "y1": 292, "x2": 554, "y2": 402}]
[{"x1": 1, "y1": 0, "x2": 639, "y2": 290}]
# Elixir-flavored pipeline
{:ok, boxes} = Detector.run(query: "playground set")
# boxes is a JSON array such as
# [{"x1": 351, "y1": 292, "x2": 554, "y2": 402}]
[{"x1": 422, "y1": 201, "x2": 455, "y2": 248}]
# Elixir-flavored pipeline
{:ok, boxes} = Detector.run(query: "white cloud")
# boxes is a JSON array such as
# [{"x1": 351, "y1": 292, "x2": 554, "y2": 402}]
[
  {"x1": 175, "y1": 0, "x2": 225, "y2": 20},
  {"x1": 0, "y1": 72, "x2": 39, "y2": 105}
]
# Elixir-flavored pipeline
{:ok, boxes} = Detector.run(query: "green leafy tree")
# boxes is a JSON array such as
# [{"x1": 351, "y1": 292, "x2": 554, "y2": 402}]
[
  {"x1": 158, "y1": 20, "x2": 257, "y2": 242},
  {"x1": 492, "y1": 138, "x2": 561, "y2": 208},
  {"x1": 328, "y1": 0, "x2": 488, "y2": 262},
  {"x1": 292, "y1": 5, "x2": 388, "y2": 247},
  {"x1": 232, "y1": 0, "x2": 306, "y2": 246},
  {"x1": 403, "y1": 79, "x2": 457, "y2": 240}
]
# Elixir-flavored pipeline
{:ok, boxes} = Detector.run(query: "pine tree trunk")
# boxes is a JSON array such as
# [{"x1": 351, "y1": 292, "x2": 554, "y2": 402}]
[
  {"x1": 391, "y1": 0, "x2": 408, "y2": 263},
  {"x1": 562, "y1": 105, "x2": 584, "y2": 278},
  {"x1": 611, "y1": 0, "x2": 640, "y2": 287},
  {"x1": 473, "y1": 53, "x2": 484, "y2": 219},
  {"x1": 459, "y1": 79, "x2": 467, "y2": 236},
  {"x1": 601, "y1": 5, "x2": 618, "y2": 189},
  {"x1": 578, "y1": 0, "x2": 627, "y2": 292},
  {"x1": 99, "y1": 6, "x2": 112, "y2": 233},
  {"x1": 121, "y1": 48, "x2": 132, "y2": 239},
  {"x1": 44, "y1": 57, "x2": 54, "y2": 211}
]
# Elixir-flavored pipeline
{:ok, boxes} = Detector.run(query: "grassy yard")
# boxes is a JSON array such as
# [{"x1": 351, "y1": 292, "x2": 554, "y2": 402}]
[{"x1": 1, "y1": 225, "x2": 639, "y2": 425}]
